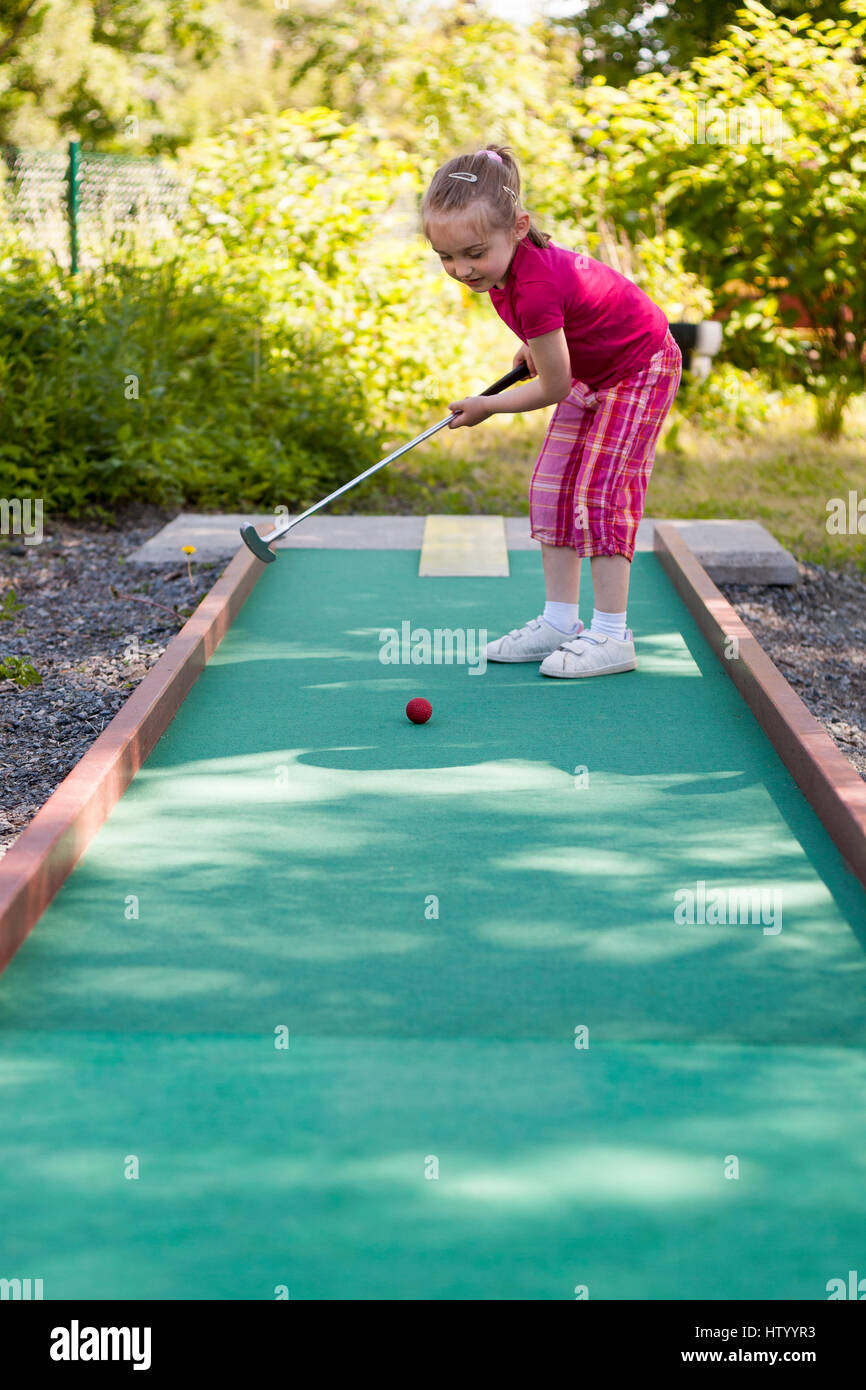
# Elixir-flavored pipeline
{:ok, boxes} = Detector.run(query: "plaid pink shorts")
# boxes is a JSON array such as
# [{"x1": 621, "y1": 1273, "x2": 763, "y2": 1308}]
[{"x1": 529, "y1": 328, "x2": 682, "y2": 559}]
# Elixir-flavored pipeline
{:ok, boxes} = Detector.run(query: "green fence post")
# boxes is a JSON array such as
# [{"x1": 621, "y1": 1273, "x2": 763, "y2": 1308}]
[{"x1": 66, "y1": 138, "x2": 80, "y2": 274}]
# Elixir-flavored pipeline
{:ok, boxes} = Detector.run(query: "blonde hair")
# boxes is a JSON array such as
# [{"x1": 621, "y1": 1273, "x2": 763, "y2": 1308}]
[{"x1": 420, "y1": 144, "x2": 550, "y2": 250}]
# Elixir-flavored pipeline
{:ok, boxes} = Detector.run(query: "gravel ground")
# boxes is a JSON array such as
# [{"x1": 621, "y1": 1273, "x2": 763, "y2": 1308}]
[
  {"x1": 1, "y1": 508, "x2": 864, "y2": 862},
  {"x1": 717, "y1": 563, "x2": 866, "y2": 782},
  {"x1": 0, "y1": 505, "x2": 225, "y2": 860}
]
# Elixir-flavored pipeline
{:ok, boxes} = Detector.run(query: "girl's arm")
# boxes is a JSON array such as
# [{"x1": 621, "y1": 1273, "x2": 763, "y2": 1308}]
[
  {"x1": 488, "y1": 329, "x2": 572, "y2": 412},
  {"x1": 448, "y1": 329, "x2": 572, "y2": 427}
]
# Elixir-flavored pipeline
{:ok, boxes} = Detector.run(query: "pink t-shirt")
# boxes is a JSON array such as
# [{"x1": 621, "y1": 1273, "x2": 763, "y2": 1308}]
[{"x1": 488, "y1": 237, "x2": 669, "y2": 391}]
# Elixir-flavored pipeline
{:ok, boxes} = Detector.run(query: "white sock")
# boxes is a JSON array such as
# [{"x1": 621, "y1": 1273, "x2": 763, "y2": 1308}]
[
  {"x1": 591, "y1": 608, "x2": 628, "y2": 640},
  {"x1": 543, "y1": 600, "x2": 579, "y2": 633}
]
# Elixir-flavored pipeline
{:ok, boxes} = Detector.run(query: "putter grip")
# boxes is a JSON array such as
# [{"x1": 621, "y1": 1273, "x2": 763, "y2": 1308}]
[{"x1": 478, "y1": 361, "x2": 531, "y2": 397}]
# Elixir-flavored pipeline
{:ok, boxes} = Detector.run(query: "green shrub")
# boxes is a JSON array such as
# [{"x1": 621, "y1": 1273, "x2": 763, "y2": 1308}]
[
  {"x1": 0, "y1": 108, "x2": 501, "y2": 516},
  {"x1": 0, "y1": 240, "x2": 387, "y2": 516},
  {"x1": 672, "y1": 362, "x2": 795, "y2": 437},
  {"x1": 0, "y1": 587, "x2": 26, "y2": 619},
  {"x1": 566, "y1": 2, "x2": 866, "y2": 438},
  {"x1": 0, "y1": 655, "x2": 41, "y2": 687}
]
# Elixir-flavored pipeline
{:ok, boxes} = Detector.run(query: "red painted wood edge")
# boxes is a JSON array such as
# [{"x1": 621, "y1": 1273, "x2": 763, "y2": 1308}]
[
  {"x1": 654, "y1": 522, "x2": 866, "y2": 891},
  {"x1": 0, "y1": 540, "x2": 266, "y2": 973}
]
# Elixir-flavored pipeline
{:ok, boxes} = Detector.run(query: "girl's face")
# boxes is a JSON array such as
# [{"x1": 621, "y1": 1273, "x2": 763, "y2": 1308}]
[{"x1": 427, "y1": 209, "x2": 531, "y2": 292}]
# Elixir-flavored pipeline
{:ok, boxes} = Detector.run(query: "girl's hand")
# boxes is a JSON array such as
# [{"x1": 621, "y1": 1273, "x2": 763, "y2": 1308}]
[
  {"x1": 513, "y1": 343, "x2": 537, "y2": 377},
  {"x1": 448, "y1": 396, "x2": 493, "y2": 429}
]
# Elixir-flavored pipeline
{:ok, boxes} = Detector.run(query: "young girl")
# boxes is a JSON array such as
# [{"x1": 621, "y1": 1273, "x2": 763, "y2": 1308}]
[{"x1": 421, "y1": 145, "x2": 682, "y2": 678}]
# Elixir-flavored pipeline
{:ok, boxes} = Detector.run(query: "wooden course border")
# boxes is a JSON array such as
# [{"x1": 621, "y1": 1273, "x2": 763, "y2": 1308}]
[
  {"x1": 0, "y1": 542, "x2": 264, "y2": 974},
  {"x1": 654, "y1": 522, "x2": 866, "y2": 892}
]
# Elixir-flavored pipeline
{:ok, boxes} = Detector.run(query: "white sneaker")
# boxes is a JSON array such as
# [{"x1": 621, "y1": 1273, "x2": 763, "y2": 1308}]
[
  {"x1": 485, "y1": 615, "x2": 584, "y2": 663},
  {"x1": 539, "y1": 628, "x2": 637, "y2": 678}
]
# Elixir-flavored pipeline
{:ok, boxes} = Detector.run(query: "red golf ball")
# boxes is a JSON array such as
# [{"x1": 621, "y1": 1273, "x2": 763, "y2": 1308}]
[{"x1": 406, "y1": 697, "x2": 432, "y2": 724}]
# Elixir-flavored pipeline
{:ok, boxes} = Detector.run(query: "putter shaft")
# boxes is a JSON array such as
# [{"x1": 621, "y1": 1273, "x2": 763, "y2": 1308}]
[
  {"x1": 261, "y1": 415, "x2": 453, "y2": 547},
  {"x1": 240, "y1": 361, "x2": 530, "y2": 562}
]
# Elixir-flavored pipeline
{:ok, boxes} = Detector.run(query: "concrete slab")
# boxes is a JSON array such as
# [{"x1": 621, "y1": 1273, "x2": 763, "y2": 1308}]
[
  {"x1": 642, "y1": 519, "x2": 799, "y2": 584},
  {"x1": 127, "y1": 513, "x2": 426, "y2": 563},
  {"x1": 129, "y1": 512, "x2": 799, "y2": 584}
]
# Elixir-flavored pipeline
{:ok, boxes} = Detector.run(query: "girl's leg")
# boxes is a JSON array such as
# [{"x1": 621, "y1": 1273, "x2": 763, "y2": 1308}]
[
  {"x1": 531, "y1": 384, "x2": 598, "y2": 633},
  {"x1": 589, "y1": 554, "x2": 630, "y2": 613},
  {"x1": 580, "y1": 333, "x2": 683, "y2": 634},
  {"x1": 541, "y1": 542, "x2": 581, "y2": 603}
]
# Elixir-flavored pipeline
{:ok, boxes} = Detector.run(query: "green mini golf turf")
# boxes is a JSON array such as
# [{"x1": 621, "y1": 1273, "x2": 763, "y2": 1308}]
[{"x1": 0, "y1": 550, "x2": 864, "y2": 1300}]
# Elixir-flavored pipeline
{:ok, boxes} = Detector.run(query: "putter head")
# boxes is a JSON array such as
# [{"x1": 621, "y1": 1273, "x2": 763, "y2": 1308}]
[{"x1": 239, "y1": 523, "x2": 277, "y2": 563}]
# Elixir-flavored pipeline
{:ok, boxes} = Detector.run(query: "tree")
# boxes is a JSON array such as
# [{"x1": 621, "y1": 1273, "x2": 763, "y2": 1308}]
[
  {"x1": 570, "y1": 0, "x2": 866, "y2": 436},
  {"x1": 274, "y1": 0, "x2": 583, "y2": 241},
  {"x1": 0, "y1": 0, "x2": 224, "y2": 150},
  {"x1": 561, "y1": 0, "x2": 855, "y2": 85},
  {"x1": 0, "y1": 0, "x2": 47, "y2": 62}
]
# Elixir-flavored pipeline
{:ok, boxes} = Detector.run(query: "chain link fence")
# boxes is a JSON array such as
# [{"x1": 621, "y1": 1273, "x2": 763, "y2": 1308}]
[{"x1": 0, "y1": 140, "x2": 191, "y2": 272}]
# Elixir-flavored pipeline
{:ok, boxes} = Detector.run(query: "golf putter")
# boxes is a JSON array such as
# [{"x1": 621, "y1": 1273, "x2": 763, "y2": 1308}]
[{"x1": 239, "y1": 361, "x2": 531, "y2": 563}]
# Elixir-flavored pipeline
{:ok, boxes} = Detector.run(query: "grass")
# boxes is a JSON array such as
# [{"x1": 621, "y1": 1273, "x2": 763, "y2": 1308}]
[{"x1": 337, "y1": 382, "x2": 866, "y2": 572}]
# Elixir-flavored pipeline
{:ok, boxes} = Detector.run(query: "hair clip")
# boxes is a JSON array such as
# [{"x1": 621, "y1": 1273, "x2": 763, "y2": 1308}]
[
  {"x1": 448, "y1": 171, "x2": 477, "y2": 182},
  {"x1": 503, "y1": 186, "x2": 518, "y2": 202}
]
